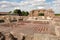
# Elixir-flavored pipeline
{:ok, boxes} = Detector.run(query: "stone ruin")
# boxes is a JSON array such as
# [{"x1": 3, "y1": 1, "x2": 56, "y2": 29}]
[
  {"x1": 0, "y1": 32, "x2": 17, "y2": 40},
  {"x1": 0, "y1": 9, "x2": 55, "y2": 23},
  {"x1": 29, "y1": 9, "x2": 55, "y2": 17},
  {"x1": 0, "y1": 9, "x2": 60, "y2": 40},
  {"x1": 26, "y1": 9, "x2": 55, "y2": 21}
]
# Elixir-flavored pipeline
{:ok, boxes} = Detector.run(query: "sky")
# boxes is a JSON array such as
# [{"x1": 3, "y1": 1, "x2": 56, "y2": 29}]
[{"x1": 0, "y1": 0, "x2": 60, "y2": 13}]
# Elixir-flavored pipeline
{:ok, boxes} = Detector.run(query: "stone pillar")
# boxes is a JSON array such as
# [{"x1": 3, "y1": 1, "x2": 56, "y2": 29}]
[
  {"x1": 44, "y1": 11, "x2": 48, "y2": 19},
  {"x1": 33, "y1": 11, "x2": 38, "y2": 17}
]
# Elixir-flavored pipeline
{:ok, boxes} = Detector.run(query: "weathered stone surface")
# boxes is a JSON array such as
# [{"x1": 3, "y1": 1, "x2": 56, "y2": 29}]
[
  {"x1": 0, "y1": 9, "x2": 60, "y2": 40},
  {"x1": 0, "y1": 32, "x2": 5, "y2": 40},
  {"x1": 29, "y1": 9, "x2": 55, "y2": 18},
  {"x1": 34, "y1": 34, "x2": 60, "y2": 40},
  {"x1": 25, "y1": 35, "x2": 33, "y2": 40}
]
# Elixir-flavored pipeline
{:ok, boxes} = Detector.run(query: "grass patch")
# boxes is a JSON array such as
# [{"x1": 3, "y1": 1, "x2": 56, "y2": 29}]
[{"x1": 55, "y1": 14, "x2": 60, "y2": 16}]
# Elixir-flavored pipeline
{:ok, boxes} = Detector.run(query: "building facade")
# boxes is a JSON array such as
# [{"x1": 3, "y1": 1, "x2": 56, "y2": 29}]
[{"x1": 29, "y1": 9, "x2": 55, "y2": 18}]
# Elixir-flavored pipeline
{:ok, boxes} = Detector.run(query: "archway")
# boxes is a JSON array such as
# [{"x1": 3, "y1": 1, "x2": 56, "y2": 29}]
[{"x1": 38, "y1": 13, "x2": 44, "y2": 16}]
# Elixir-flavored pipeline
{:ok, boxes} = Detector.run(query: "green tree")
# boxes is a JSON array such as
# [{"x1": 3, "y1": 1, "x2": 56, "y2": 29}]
[
  {"x1": 13, "y1": 9, "x2": 29, "y2": 16},
  {"x1": 22, "y1": 11, "x2": 29, "y2": 16},
  {"x1": 22, "y1": 11, "x2": 25, "y2": 16},
  {"x1": 13, "y1": 9, "x2": 22, "y2": 16},
  {"x1": 26, "y1": 11, "x2": 29, "y2": 16}
]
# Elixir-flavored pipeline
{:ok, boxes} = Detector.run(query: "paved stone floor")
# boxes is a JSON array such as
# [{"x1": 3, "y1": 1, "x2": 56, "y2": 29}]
[{"x1": 0, "y1": 21, "x2": 60, "y2": 40}]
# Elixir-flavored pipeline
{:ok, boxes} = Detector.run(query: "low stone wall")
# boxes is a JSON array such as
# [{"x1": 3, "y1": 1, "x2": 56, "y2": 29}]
[{"x1": 0, "y1": 16, "x2": 28, "y2": 23}]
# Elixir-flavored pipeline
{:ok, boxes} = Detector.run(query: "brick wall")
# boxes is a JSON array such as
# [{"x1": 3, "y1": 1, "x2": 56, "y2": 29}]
[{"x1": 29, "y1": 9, "x2": 55, "y2": 18}]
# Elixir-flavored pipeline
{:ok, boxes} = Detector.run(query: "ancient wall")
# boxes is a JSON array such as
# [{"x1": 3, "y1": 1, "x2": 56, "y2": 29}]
[
  {"x1": 0, "y1": 15, "x2": 27, "y2": 23},
  {"x1": 29, "y1": 9, "x2": 55, "y2": 18},
  {"x1": 0, "y1": 9, "x2": 60, "y2": 40}
]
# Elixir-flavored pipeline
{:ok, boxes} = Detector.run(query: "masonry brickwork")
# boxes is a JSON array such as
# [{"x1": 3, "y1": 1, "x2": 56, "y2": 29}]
[
  {"x1": 29, "y1": 9, "x2": 55, "y2": 18},
  {"x1": 0, "y1": 9, "x2": 60, "y2": 40}
]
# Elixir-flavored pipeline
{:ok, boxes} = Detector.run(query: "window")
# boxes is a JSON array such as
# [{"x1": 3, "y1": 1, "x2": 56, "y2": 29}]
[{"x1": 38, "y1": 13, "x2": 44, "y2": 16}]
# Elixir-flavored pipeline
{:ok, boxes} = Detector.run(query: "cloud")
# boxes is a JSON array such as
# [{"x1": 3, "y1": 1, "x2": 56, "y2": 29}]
[
  {"x1": 0, "y1": 0, "x2": 47, "y2": 12},
  {"x1": 24, "y1": 0, "x2": 45, "y2": 1},
  {"x1": 0, "y1": 1, "x2": 20, "y2": 7},
  {"x1": 0, "y1": 0, "x2": 60, "y2": 13},
  {"x1": 51, "y1": 0, "x2": 60, "y2": 13}
]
